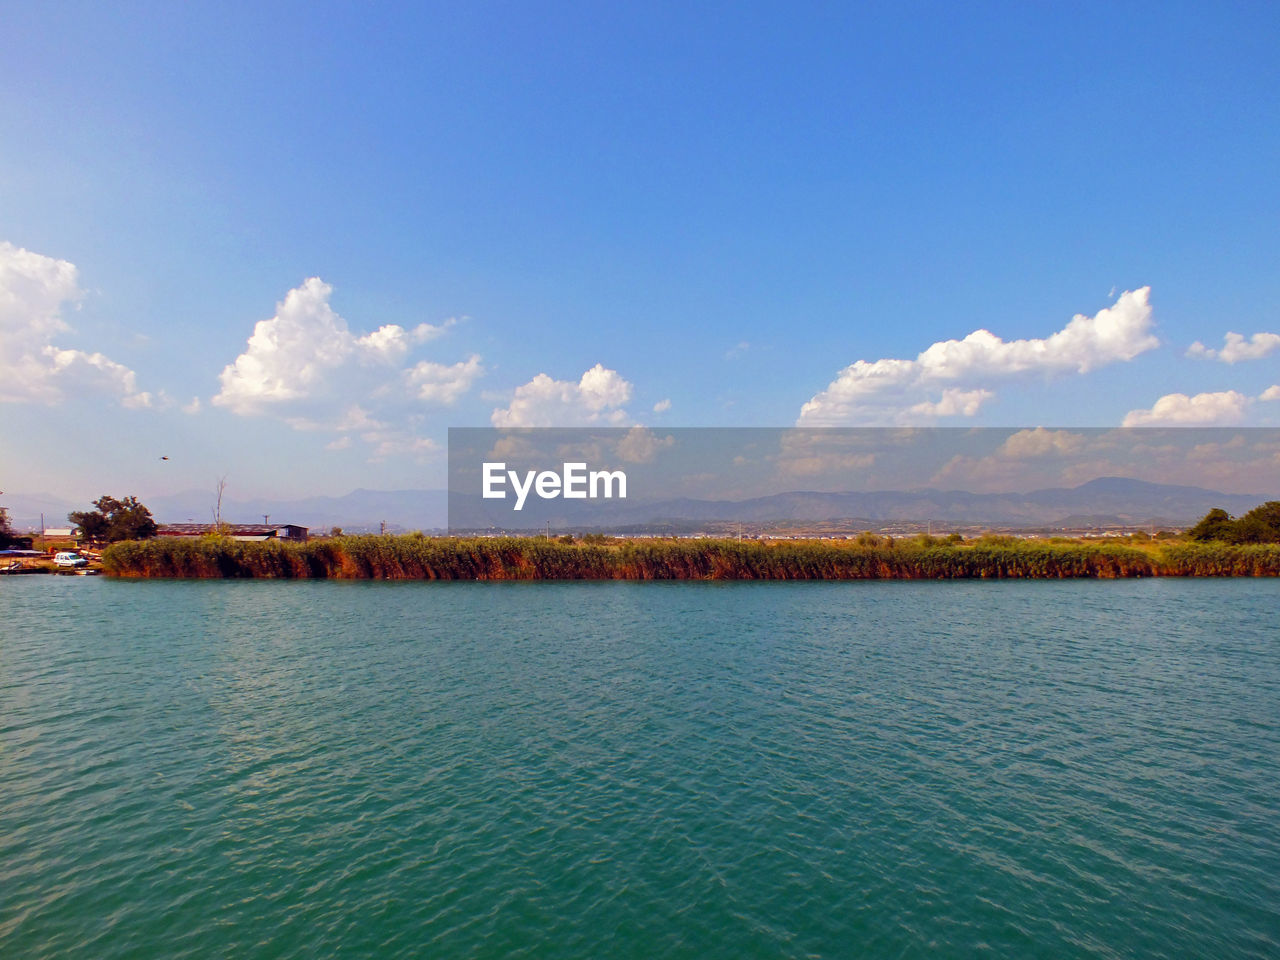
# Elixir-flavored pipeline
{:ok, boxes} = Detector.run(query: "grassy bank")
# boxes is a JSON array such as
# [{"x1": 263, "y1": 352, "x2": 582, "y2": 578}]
[{"x1": 100, "y1": 535, "x2": 1280, "y2": 580}]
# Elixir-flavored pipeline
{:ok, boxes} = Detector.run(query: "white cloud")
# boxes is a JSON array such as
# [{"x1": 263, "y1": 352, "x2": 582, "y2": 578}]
[
  {"x1": 362, "y1": 432, "x2": 439, "y2": 461},
  {"x1": 212, "y1": 277, "x2": 478, "y2": 456},
  {"x1": 0, "y1": 241, "x2": 152, "y2": 407},
  {"x1": 652, "y1": 398, "x2": 672, "y2": 413},
  {"x1": 285, "y1": 404, "x2": 387, "y2": 434},
  {"x1": 356, "y1": 317, "x2": 454, "y2": 361},
  {"x1": 216, "y1": 278, "x2": 382, "y2": 413},
  {"x1": 997, "y1": 427, "x2": 1088, "y2": 459},
  {"x1": 798, "y1": 287, "x2": 1158, "y2": 425},
  {"x1": 771, "y1": 430, "x2": 880, "y2": 481},
  {"x1": 616, "y1": 426, "x2": 675, "y2": 463},
  {"x1": 1261, "y1": 385, "x2": 1280, "y2": 402},
  {"x1": 725, "y1": 341, "x2": 750, "y2": 360},
  {"x1": 405, "y1": 354, "x2": 483, "y2": 404},
  {"x1": 906, "y1": 388, "x2": 993, "y2": 418},
  {"x1": 182, "y1": 396, "x2": 202, "y2": 414},
  {"x1": 1121, "y1": 390, "x2": 1251, "y2": 426},
  {"x1": 491, "y1": 363, "x2": 633, "y2": 427},
  {"x1": 1187, "y1": 331, "x2": 1280, "y2": 363}
]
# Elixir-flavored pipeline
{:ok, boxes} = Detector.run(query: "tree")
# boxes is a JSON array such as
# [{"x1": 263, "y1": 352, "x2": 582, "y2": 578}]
[
  {"x1": 1186, "y1": 507, "x2": 1234, "y2": 542},
  {"x1": 69, "y1": 495, "x2": 158, "y2": 543},
  {"x1": 1186, "y1": 502, "x2": 1280, "y2": 544},
  {"x1": 213, "y1": 475, "x2": 228, "y2": 530},
  {"x1": 1232, "y1": 501, "x2": 1280, "y2": 543},
  {"x1": 0, "y1": 506, "x2": 15, "y2": 548}
]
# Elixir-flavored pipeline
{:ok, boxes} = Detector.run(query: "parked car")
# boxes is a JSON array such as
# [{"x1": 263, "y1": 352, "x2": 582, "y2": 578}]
[{"x1": 54, "y1": 551, "x2": 89, "y2": 568}]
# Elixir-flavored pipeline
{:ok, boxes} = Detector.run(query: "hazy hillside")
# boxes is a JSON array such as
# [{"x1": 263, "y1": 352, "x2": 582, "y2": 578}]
[{"x1": 8, "y1": 478, "x2": 1272, "y2": 534}]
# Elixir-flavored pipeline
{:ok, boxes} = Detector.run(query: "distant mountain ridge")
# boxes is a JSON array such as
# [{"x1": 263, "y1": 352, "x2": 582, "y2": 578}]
[
  {"x1": 5, "y1": 477, "x2": 1273, "y2": 533},
  {"x1": 454, "y1": 477, "x2": 1276, "y2": 531}
]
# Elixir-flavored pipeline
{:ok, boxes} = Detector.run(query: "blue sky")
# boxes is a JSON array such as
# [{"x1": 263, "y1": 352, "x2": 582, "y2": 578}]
[{"x1": 2, "y1": 1, "x2": 1278, "y2": 503}]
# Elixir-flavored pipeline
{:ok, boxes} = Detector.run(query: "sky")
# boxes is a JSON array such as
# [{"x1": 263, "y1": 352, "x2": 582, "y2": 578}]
[{"x1": 2, "y1": 0, "x2": 1279, "y2": 506}]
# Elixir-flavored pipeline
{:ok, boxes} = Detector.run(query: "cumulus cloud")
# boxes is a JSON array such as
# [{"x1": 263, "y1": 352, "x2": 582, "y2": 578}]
[
  {"x1": 1187, "y1": 331, "x2": 1280, "y2": 363},
  {"x1": 212, "y1": 277, "x2": 478, "y2": 457},
  {"x1": 1261, "y1": 385, "x2": 1280, "y2": 402},
  {"x1": 770, "y1": 430, "x2": 882, "y2": 481},
  {"x1": 997, "y1": 427, "x2": 1088, "y2": 459},
  {"x1": 906, "y1": 388, "x2": 993, "y2": 418},
  {"x1": 0, "y1": 241, "x2": 153, "y2": 407},
  {"x1": 1121, "y1": 390, "x2": 1251, "y2": 426},
  {"x1": 652, "y1": 398, "x2": 672, "y2": 413},
  {"x1": 798, "y1": 287, "x2": 1158, "y2": 425},
  {"x1": 616, "y1": 426, "x2": 675, "y2": 463},
  {"x1": 491, "y1": 364, "x2": 633, "y2": 427},
  {"x1": 214, "y1": 278, "x2": 465, "y2": 415},
  {"x1": 406, "y1": 355, "x2": 483, "y2": 404}
]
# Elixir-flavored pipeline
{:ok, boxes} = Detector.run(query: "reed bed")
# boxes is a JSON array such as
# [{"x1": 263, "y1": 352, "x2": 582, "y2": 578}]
[{"x1": 101, "y1": 535, "x2": 1280, "y2": 580}]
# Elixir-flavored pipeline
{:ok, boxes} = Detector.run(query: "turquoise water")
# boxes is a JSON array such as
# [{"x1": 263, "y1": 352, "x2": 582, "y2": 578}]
[{"x1": 2, "y1": 578, "x2": 1278, "y2": 958}]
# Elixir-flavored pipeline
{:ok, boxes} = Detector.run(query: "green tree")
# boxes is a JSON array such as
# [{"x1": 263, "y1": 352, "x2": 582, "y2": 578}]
[
  {"x1": 1232, "y1": 501, "x2": 1280, "y2": 543},
  {"x1": 1186, "y1": 507, "x2": 1234, "y2": 542},
  {"x1": 69, "y1": 495, "x2": 158, "y2": 543},
  {"x1": 1187, "y1": 502, "x2": 1280, "y2": 543},
  {"x1": 0, "y1": 507, "x2": 15, "y2": 548}
]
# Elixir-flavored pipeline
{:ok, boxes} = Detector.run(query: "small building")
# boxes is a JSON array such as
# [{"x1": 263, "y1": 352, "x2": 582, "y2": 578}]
[
  {"x1": 42, "y1": 527, "x2": 79, "y2": 543},
  {"x1": 156, "y1": 523, "x2": 309, "y2": 542}
]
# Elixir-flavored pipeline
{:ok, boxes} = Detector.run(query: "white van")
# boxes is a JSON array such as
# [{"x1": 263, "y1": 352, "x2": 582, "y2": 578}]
[{"x1": 54, "y1": 551, "x2": 89, "y2": 568}]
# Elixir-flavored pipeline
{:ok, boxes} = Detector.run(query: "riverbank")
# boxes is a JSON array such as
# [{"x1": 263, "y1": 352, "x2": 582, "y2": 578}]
[
  {"x1": 100, "y1": 535, "x2": 1280, "y2": 580},
  {"x1": 1, "y1": 555, "x2": 104, "y2": 576}
]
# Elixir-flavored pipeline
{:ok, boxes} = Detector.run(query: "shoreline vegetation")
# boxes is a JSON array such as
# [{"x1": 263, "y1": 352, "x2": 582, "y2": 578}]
[{"x1": 101, "y1": 534, "x2": 1280, "y2": 580}]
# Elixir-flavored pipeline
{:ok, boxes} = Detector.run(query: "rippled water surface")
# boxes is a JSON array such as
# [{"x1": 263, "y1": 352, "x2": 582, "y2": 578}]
[{"x1": 2, "y1": 578, "x2": 1278, "y2": 958}]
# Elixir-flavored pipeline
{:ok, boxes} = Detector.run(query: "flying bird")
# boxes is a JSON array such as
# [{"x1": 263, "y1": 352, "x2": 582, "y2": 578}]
[{"x1": 160, "y1": 456, "x2": 169, "y2": 461}]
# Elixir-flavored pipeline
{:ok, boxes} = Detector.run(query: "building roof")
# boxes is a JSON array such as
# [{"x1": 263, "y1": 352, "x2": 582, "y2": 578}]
[{"x1": 156, "y1": 523, "x2": 306, "y2": 536}]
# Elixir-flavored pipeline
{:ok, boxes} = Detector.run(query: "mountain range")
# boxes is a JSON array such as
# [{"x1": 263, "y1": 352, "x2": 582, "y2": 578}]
[
  {"x1": 4, "y1": 478, "x2": 1273, "y2": 533},
  {"x1": 452, "y1": 477, "x2": 1275, "y2": 531}
]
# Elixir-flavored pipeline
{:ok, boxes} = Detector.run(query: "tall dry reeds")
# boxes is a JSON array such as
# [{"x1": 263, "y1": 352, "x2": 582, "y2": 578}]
[{"x1": 101, "y1": 535, "x2": 1280, "y2": 580}]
